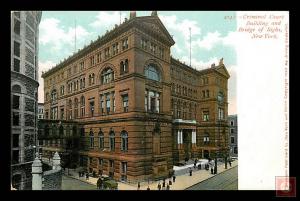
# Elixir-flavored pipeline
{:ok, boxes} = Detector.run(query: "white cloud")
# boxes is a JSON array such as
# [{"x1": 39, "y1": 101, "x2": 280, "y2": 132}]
[
  {"x1": 39, "y1": 18, "x2": 90, "y2": 52},
  {"x1": 180, "y1": 56, "x2": 219, "y2": 70},
  {"x1": 194, "y1": 31, "x2": 222, "y2": 50},
  {"x1": 90, "y1": 11, "x2": 127, "y2": 29},
  {"x1": 193, "y1": 31, "x2": 240, "y2": 51},
  {"x1": 38, "y1": 60, "x2": 56, "y2": 103},
  {"x1": 159, "y1": 15, "x2": 201, "y2": 41}
]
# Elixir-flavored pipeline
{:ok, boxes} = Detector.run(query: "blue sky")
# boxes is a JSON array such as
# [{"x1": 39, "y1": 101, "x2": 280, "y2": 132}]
[{"x1": 38, "y1": 11, "x2": 237, "y2": 114}]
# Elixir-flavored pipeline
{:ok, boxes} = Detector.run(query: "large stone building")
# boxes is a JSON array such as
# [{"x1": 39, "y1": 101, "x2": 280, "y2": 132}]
[
  {"x1": 228, "y1": 115, "x2": 238, "y2": 158},
  {"x1": 38, "y1": 103, "x2": 44, "y2": 119},
  {"x1": 40, "y1": 11, "x2": 230, "y2": 183},
  {"x1": 11, "y1": 11, "x2": 42, "y2": 189}
]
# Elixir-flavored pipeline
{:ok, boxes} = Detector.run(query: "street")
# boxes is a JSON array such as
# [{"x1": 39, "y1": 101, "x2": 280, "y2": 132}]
[
  {"x1": 186, "y1": 166, "x2": 238, "y2": 190},
  {"x1": 61, "y1": 175, "x2": 97, "y2": 190}
]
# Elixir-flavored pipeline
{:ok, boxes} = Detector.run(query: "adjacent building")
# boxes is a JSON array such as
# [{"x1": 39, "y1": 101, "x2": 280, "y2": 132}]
[
  {"x1": 39, "y1": 11, "x2": 230, "y2": 183},
  {"x1": 38, "y1": 103, "x2": 44, "y2": 119},
  {"x1": 228, "y1": 115, "x2": 238, "y2": 158},
  {"x1": 11, "y1": 11, "x2": 42, "y2": 189}
]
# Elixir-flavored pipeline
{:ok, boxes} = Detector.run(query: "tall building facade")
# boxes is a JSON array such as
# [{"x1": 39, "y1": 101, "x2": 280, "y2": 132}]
[
  {"x1": 40, "y1": 12, "x2": 230, "y2": 183},
  {"x1": 228, "y1": 115, "x2": 238, "y2": 157},
  {"x1": 11, "y1": 11, "x2": 42, "y2": 190},
  {"x1": 38, "y1": 103, "x2": 44, "y2": 119}
]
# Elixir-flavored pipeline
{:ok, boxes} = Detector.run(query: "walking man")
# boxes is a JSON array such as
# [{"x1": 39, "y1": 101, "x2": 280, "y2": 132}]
[
  {"x1": 173, "y1": 175, "x2": 176, "y2": 183},
  {"x1": 137, "y1": 182, "x2": 140, "y2": 190},
  {"x1": 189, "y1": 167, "x2": 193, "y2": 176},
  {"x1": 157, "y1": 182, "x2": 161, "y2": 190}
]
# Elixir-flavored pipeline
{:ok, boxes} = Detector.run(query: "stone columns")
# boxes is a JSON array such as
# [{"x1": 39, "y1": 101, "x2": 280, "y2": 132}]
[
  {"x1": 52, "y1": 152, "x2": 61, "y2": 170},
  {"x1": 192, "y1": 129, "x2": 196, "y2": 144},
  {"x1": 32, "y1": 155, "x2": 42, "y2": 190}
]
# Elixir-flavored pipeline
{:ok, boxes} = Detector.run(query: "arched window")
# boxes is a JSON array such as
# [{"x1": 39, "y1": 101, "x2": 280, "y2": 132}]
[
  {"x1": 74, "y1": 98, "x2": 78, "y2": 118},
  {"x1": 52, "y1": 125, "x2": 57, "y2": 137},
  {"x1": 145, "y1": 63, "x2": 160, "y2": 81},
  {"x1": 51, "y1": 89, "x2": 57, "y2": 103},
  {"x1": 120, "y1": 59, "x2": 129, "y2": 75},
  {"x1": 109, "y1": 129, "x2": 115, "y2": 151},
  {"x1": 80, "y1": 96, "x2": 85, "y2": 117},
  {"x1": 98, "y1": 130, "x2": 104, "y2": 150},
  {"x1": 204, "y1": 132, "x2": 210, "y2": 144},
  {"x1": 12, "y1": 85, "x2": 21, "y2": 93},
  {"x1": 101, "y1": 67, "x2": 114, "y2": 84},
  {"x1": 121, "y1": 130, "x2": 128, "y2": 152},
  {"x1": 59, "y1": 125, "x2": 64, "y2": 137},
  {"x1": 89, "y1": 130, "x2": 94, "y2": 148},
  {"x1": 217, "y1": 91, "x2": 224, "y2": 103},
  {"x1": 68, "y1": 99, "x2": 72, "y2": 120},
  {"x1": 44, "y1": 125, "x2": 49, "y2": 136}
]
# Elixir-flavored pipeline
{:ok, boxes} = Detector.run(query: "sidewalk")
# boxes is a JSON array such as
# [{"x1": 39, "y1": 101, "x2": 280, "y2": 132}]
[{"x1": 64, "y1": 159, "x2": 238, "y2": 190}]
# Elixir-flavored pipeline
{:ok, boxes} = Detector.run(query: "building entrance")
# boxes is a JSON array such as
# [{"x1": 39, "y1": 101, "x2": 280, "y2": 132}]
[{"x1": 182, "y1": 129, "x2": 192, "y2": 160}]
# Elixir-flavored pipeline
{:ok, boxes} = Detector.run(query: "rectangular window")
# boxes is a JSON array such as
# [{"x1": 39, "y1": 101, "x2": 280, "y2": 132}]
[
  {"x1": 121, "y1": 162, "x2": 127, "y2": 174},
  {"x1": 105, "y1": 47, "x2": 110, "y2": 59},
  {"x1": 13, "y1": 134, "x2": 19, "y2": 148},
  {"x1": 109, "y1": 160, "x2": 114, "y2": 168},
  {"x1": 12, "y1": 150, "x2": 19, "y2": 164},
  {"x1": 234, "y1": 147, "x2": 238, "y2": 154},
  {"x1": 60, "y1": 108, "x2": 64, "y2": 120},
  {"x1": 231, "y1": 121, "x2": 234, "y2": 126},
  {"x1": 203, "y1": 111, "x2": 209, "y2": 121},
  {"x1": 14, "y1": 18, "x2": 21, "y2": 35},
  {"x1": 122, "y1": 94, "x2": 128, "y2": 112},
  {"x1": 90, "y1": 56, "x2": 95, "y2": 66},
  {"x1": 14, "y1": 41, "x2": 20, "y2": 57},
  {"x1": 231, "y1": 128, "x2": 234, "y2": 134},
  {"x1": 122, "y1": 38, "x2": 128, "y2": 50},
  {"x1": 141, "y1": 38, "x2": 147, "y2": 50},
  {"x1": 97, "y1": 52, "x2": 101, "y2": 63},
  {"x1": 13, "y1": 112, "x2": 20, "y2": 126},
  {"x1": 218, "y1": 108, "x2": 224, "y2": 120},
  {"x1": 90, "y1": 137, "x2": 94, "y2": 148},
  {"x1": 106, "y1": 94, "x2": 110, "y2": 114},
  {"x1": 146, "y1": 90, "x2": 160, "y2": 113},
  {"x1": 99, "y1": 158, "x2": 103, "y2": 166},
  {"x1": 100, "y1": 95, "x2": 104, "y2": 115},
  {"x1": 13, "y1": 58, "x2": 20, "y2": 72},
  {"x1": 99, "y1": 136, "x2": 104, "y2": 150},
  {"x1": 231, "y1": 136, "x2": 235, "y2": 144},
  {"x1": 90, "y1": 101, "x2": 94, "y2": 117},
  {"x1": 13, "y1": 95, "x2": 20, "y2": 109},
  {"x1": 80, "y1": 61, "x2": 84, "y2": 71}
]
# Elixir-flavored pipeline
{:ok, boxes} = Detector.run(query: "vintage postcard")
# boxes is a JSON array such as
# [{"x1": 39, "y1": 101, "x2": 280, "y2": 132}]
[{"x1": 10, "y1": 11, "x2": 290, "y2": 193}]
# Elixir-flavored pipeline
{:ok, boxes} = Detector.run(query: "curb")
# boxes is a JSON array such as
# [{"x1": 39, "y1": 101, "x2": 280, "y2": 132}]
[{"x1": 184, "y1": 165, "x2": 238, "y2": 190}]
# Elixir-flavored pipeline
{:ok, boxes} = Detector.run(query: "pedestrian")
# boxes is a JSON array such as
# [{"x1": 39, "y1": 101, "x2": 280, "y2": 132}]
[
  {"x1": 97, "y1": 177, "x2": 101, "y2": 189},
  {"x1": 86, "y1": 172, "x2": 89, "y2": 180},
  {"x1": 162, "y1": 180, "x2": 166, "y2": 190},
  {"x1": 229, "y1": 160, "x2": 232, "y2": 167},
  {"x1": 166, "y1": 184, "x2": 170, "y2": 190},
  {"x1": 211, "y1": 167, "x2": 213, "y2": 174},
  {"x1": 173, "y1": 175, "x2": 176, "y2": 183},
  {"x1": 147, "y1": 186, "x2": 150, "y2": 190},
  {"x1": 157, "y1": 182, "x2": 161, "y2": 190},
  {"x1": 189, "y1": 167, "x2": 192, "y2": 176},
  {"x1": 137, "y1": 182, "x2": 140, "y2": 190},
  {"x1": 169, "y1": 179, "x2": 172, "y2": 185}
]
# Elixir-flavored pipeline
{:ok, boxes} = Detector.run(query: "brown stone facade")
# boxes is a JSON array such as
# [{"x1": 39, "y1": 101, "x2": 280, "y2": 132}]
[{"x1": 40, "y1": 13, "x2": 230, "y2": 183}]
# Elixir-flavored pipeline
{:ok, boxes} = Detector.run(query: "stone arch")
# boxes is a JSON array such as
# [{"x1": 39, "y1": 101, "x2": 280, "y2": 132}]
[
  {"x1": 11, "y1": 170, "x2": 26, "y2": 190},
  {"x1": 97, "y1": 63, "x2": 116, "y2": 84},
  {"x1": 144, "y1": 59, "x2": 164, "y2": 82}
]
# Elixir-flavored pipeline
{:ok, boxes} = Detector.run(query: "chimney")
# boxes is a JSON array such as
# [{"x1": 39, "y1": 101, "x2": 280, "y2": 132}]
[
  {"x1": 130, "y1": 11, "x2": 136, "y2": 19},
  {"x1": 151, "y1": 11, "x2": 158, "y2": 16}
]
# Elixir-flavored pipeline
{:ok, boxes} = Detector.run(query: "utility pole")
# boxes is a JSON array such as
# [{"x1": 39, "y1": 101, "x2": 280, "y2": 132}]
[
  {"x1": 74, "y1": 20, "x2": 77, "y2": 53},
  {"x1": 189, "y1": 27, "x2": 191, "y2": 67}
]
